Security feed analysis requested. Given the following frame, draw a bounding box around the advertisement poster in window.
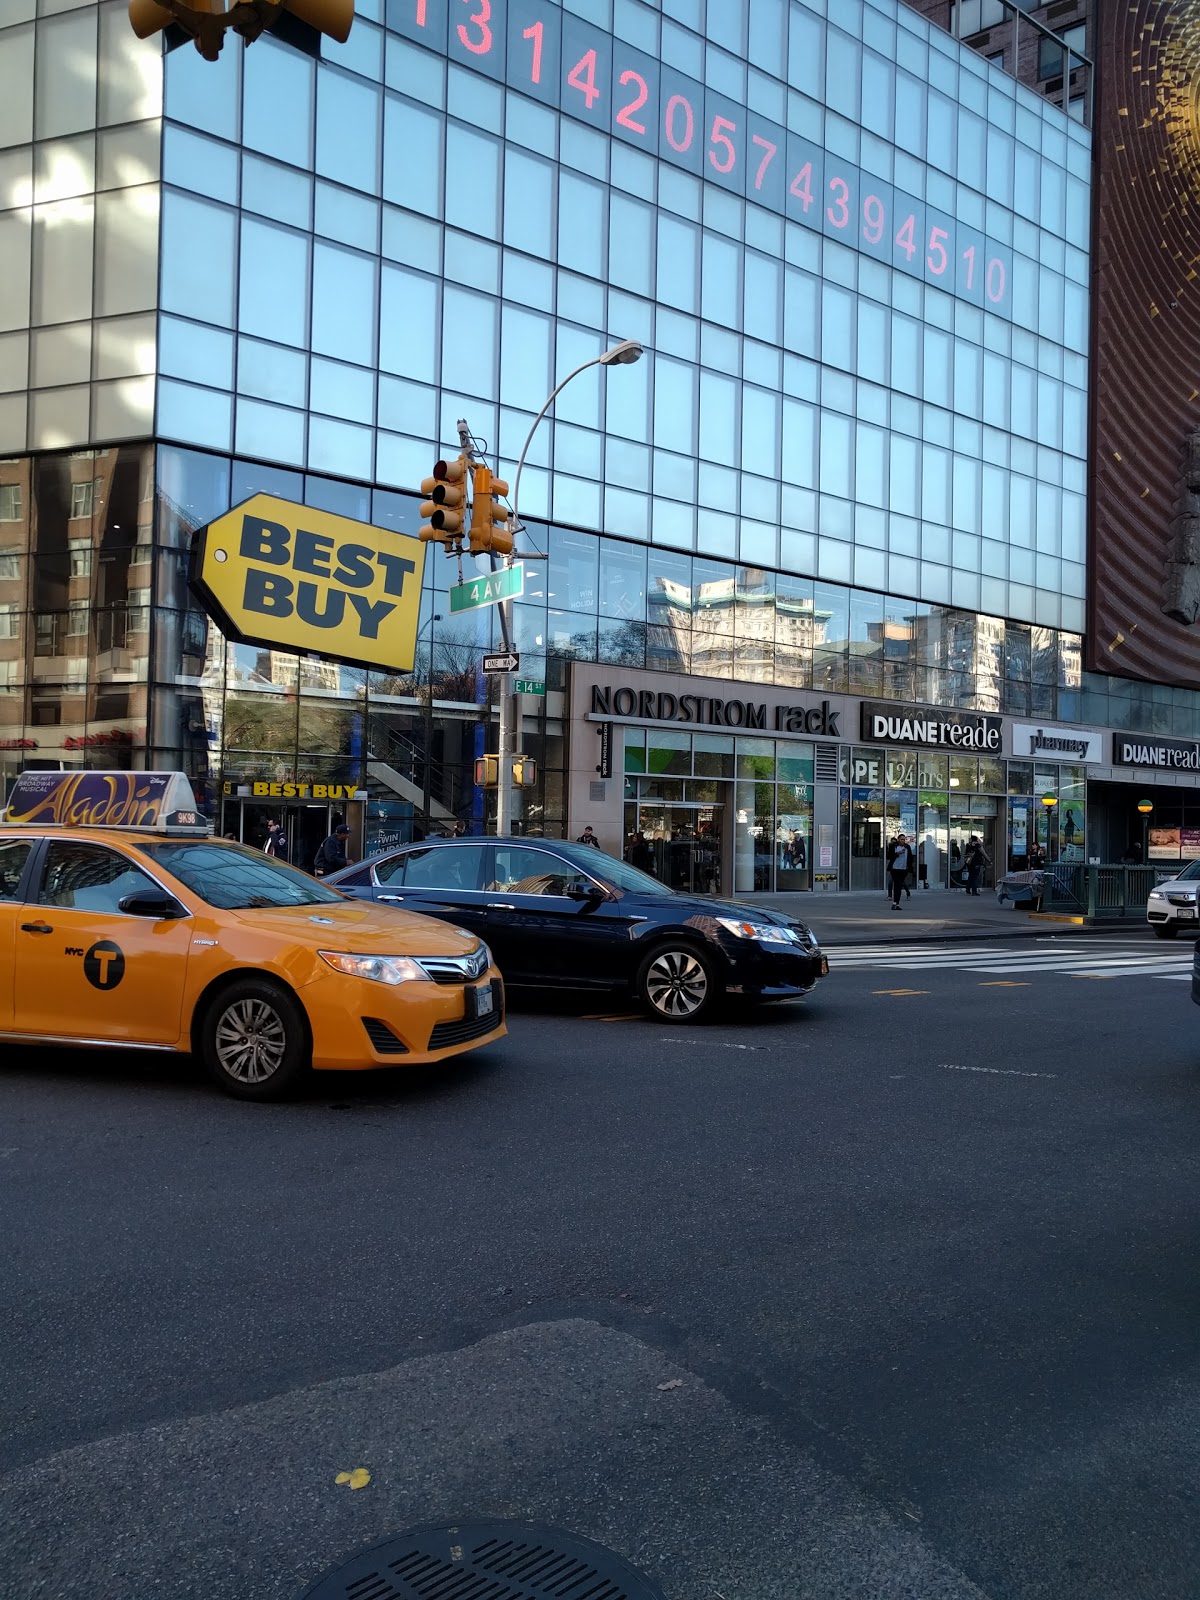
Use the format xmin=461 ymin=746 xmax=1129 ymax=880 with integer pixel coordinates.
xmin=1058 ymin=804 xmax=1085 ymax=861
xmin=1180 ymin=827 xmax=1200 ymax=860
xmin=1149 ymin=826 xmax=1182 ymax=861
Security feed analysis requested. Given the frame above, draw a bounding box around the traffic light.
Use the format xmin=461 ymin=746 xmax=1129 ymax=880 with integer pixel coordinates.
xmin=419 ymin=456 xmax=469 ymax=549
xmin=512 ymin=757 xmax=538 ymax=789
xmin=474 ymin=754 xmax=500 ymax=788
xmin=467 ymin=465 xmax=513 ymax=557
xmin=128 ymin=0 xmax=353 ymax=61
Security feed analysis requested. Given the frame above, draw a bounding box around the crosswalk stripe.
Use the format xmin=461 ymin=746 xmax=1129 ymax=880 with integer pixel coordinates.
xmin=825 ymin=940 xmax=1193 ymax=982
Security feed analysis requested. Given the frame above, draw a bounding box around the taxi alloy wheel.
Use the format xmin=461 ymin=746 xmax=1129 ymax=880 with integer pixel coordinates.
xmin=202 ymin=978 xmax=310 ymax=1100
xmin=638 ymin=944 xmax=717 ymax=1024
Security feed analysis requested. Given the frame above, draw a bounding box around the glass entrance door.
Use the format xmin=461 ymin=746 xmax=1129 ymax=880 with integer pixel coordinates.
xmin=950 ymin=814 xmax=997 ymax=890
xmin=633 ymin=801 xmax=724 ymax=895
xmin=224 ymin=801 xmax=339 ymax=875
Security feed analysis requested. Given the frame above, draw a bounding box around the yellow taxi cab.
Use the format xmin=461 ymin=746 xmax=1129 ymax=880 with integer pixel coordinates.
xmin=0 ymin=770 xmax=505 ymax=1100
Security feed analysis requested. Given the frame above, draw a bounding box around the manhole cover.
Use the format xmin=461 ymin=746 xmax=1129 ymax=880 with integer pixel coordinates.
xmin=298 ymin=1519 xmax=664 ymax=1600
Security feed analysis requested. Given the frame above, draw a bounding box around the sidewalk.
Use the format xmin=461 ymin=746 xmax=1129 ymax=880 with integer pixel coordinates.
xmin=739 ymin=887 xmax=1153 ymax=947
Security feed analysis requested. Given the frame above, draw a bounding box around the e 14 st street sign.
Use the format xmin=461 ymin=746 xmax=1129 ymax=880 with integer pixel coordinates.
xmin=514 ymin=678 xmax=545 ymax=696
xmin=450 ymin=563 xmax=525 ymax=615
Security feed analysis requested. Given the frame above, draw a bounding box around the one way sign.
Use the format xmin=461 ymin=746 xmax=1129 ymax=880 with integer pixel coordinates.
xmin=483 ymin=651 xmax=519 ymax=674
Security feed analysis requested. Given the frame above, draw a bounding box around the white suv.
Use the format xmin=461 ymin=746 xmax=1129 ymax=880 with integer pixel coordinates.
xmin=1146 ymin=860 xmax=1200 ymax=937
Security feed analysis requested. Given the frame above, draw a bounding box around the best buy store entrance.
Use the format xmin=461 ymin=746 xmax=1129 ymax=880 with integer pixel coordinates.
xmin=219 ymin=780 xmax=365 ymax=871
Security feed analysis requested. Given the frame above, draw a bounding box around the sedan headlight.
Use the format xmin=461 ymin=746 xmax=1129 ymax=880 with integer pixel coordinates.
xmin=716 ymin=917 xmax=803 ymax=944
xmin=319 ymin=951 xmax=427 ymax=984
xmin=1148 ymin=891 xmax=1166 ymax=901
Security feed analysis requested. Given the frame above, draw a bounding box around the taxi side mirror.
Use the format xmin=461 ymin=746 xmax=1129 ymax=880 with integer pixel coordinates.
xmin=120 ymin=889 xmax=186 ymax=919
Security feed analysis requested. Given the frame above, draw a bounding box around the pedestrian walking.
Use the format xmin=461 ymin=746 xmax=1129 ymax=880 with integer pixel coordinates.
xmin=626 ymin=830 xmax=654 ymax=874
xmin=313 ymin=822 xmax=352 ymax=877
xmin=886 ymin=831 xmax=914 ymax=910
xmin=263 ymin=817 xmax=288 ymax=859
xmin=963 ymin=835 xmax=990 ymax=895
xmin=577 ymin=824 xmax=601 ymax=849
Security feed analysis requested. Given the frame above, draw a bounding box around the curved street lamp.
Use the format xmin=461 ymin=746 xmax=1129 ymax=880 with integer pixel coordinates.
xmin=495 ymin=339 xmax=644 ymax=837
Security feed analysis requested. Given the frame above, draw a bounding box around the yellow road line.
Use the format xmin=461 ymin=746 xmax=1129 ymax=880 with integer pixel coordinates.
xmin=979 ymin=980 xmax=1030 ymax=987
xmin=872 ymin=988 xmax=930 ymax=995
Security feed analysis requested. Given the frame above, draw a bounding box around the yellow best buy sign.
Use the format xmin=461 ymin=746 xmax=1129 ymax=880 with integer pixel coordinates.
xmin=190 ymin=494 xmax=426 ymax=673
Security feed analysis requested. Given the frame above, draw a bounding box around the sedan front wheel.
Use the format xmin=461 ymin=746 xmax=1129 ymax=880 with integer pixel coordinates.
xmin=637 ymin=944 xmax=719 ymax=1023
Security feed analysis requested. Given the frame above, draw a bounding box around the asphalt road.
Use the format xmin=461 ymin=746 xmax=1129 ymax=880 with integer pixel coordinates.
xmin=3 ymin=943 xmax=1199 ymax=1599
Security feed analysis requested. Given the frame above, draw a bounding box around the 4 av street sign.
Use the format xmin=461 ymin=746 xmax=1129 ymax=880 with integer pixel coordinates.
xmin=483 ymin=651 xmax=520 ymax=674
xmin=449 ymin=563 xmax=525 ymax=615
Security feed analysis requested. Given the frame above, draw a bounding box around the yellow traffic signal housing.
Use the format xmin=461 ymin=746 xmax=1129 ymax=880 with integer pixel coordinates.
xmin=468 ymin=466 xmax=513 ymax=556
xmin=512 ymin=757 xmax=538 ymax=789
xmin=419 ymin=457 xmax=468 ymax=548
xmin=474 ymin=754 xmax=500 ymax=788
xmin=128 ymin=0 xmax=352 ymax=61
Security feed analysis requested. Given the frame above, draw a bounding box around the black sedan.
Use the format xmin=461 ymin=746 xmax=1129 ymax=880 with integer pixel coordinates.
xmin=328 ymin=837 xmax=827 ymax=1022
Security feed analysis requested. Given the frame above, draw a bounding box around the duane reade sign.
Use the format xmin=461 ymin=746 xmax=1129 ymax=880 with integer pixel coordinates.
xmin=1012 ymin=724 xmax=1104 ymax=763
xmin=1112 ymin=734 xmax=1200 ymax=770
xmin=859 ymin=701 xmax=1003 ymax=752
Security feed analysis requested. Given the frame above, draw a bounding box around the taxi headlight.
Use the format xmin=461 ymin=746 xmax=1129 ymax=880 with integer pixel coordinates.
xmin=716 ymin=918 xmax=802 ymax=944
xmin=319 ymin=951 xmax=426 ymax=984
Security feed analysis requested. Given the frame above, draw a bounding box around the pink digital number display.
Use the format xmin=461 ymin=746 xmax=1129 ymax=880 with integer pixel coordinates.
xmin=404 ymin=0 xmax=1013 ymax=316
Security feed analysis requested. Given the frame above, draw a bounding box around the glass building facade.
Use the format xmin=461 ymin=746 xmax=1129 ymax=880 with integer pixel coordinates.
xmin=1 ymin=0 xmax=1199 ymax=885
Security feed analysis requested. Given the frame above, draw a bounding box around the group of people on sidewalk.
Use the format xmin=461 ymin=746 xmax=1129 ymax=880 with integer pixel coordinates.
xmin=886 ymin=832 xmax=991 ymax=908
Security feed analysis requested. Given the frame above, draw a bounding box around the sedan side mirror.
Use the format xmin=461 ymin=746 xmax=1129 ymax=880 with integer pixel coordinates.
xmin=119 ymin=889 xmax=186 ymax=919
xmin=566 ymin=879 xmax=605 ymax=902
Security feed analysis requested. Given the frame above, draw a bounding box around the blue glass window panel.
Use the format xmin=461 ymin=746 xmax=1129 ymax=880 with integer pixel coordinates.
xmin=158 ymin=380 xmax=232 ymax=453
xmin=925 ymin=91 xmax=956 ymax=181
xmin=820 ymin=281 xmax=854 ymax=371
xmin=701 ymin=323 xmax=739 ymax=375
xmin=954 ymin=340 xmax=982 ymax=419
xmin=382 ymin=209 xmax=440 ymax=275
xmin=557 ymin=170 xmax=606 ymax=278
xmin=385 ymin=32 xmax=444 ymax=105
xmin=382 ymin=98 xmax=443 ymax=217
xmin=744 ymin=112 xmax=786 ymax=213
xmin=308 ymin=416 xmax=373 ymax=480
xmin=701 ymin=230 xmax=740 ymax=327
xmin=787 ymin=11 xmax=826 ymax=102
xmin=239 ymin=219 xmax=310 ymax=348
xmin=824 ymin=27 xmax=860 ymax=124
xmin=889 ymin=434 xmax=919 ymax=516
xmin=498 ymin=304 xmax=551 ymax=413
xmin=744 ymin=340 xmax=782 ymax=390
xmin=953 ymin=456 xmax=980 ymax=534
xmin=783 ymin=269 xmax=818 ymax=359
xmin=445 ymin=123 xmax=499 ymax=234
xmin=323 ymin=14 xmax=383 ymax=80
xmin=891 ymin=311 xmax=920 ymax=398
xmin=922 ymin=326 xmax=951 ymax=409
xmin=656 ymin=212 xmax=697 ymax=313
xmin=160 ymin=316 xmax=234 ymax=390
xmin=502 ymin=147 xmax=554 ymax=260
xmin=1038 ymin=270 xmax=1065 ymax=344
xmin=1040 ymin=161 xmax=1066 ymax=235
xmin=699 ymin=370 xmax=738 ymax=467
xmin=858 ymin=178 xmax=894 ymax=266
xmin=1011 ymin=253 xmax=1037 ymax=330
xmin=819 ymin=410 xmax=851 ymax=500
xmin=502 ymin=252 xmax=551 ymax=310
xmin=441 ymin=284 xmax=497 ymax=399
xmin=315 ymin=184 xmax=379 ymax=253
xmin=701 ymin=88 xmax=742 ymax=197
xmin=312 ymin=243 xmax=377 ymax=366
xmin=953 ymin=223 xmax=986 ymax=306
xmin=237 ymin=338 xmax=307 ymax=407
xmin=608 ymin=192 xmax=653 ymax=299
xmin=243 ymin=38 xmax=313 ymax=168
xmin=1013 ymin=141 xmax=1040 ymax=224
xmin=748 ymin=0 xmax=786 ymax=74
xmin=609 ymin=288 xmax=653 ymax=347
xmin=163 ymin=128 xmax=238 ymax=204
xmin=447 ymin=62 xmax=504 ymax=134
xmin=860 ymin=50 xmax=893 ymax=144
xmin=653 ymin=356 xmax=697 ymax=456
xmin=658 ymin=67 xmax=705 ymax=177
xmin=743 ymin=251 xmax=781 ymax=345
xmin=316 ymin=69 xmax=381 ymax=194
xmin=242 ymin=156 xmax=311 ymax=230
xmin=821 ymin=158 xmax=857 ymax=245
xmin=956 ymin=108 xmax=985 ymax=194
xmin=741 ymin=386 xmax=779 ymax=479
xmin=855 ymin=422 xmax=886 ymax=508
xmin=165 ymin=43 xmax=240 ymax=141
xmin=377 ymin=376 xmax=434 ymax=439
xmin=311 ymin=357 xmax=375 ymax=425
xmin=607 ymin=351 xmax=651 ymax=444
xmin=1063 ymin=386 xmax=1086 ymax=457
xmin=1036 ymin=374 xmax=1062 ymax=451
xmin=894 ymin=71 xmax=925 ymax=164
xmin=553 ymin=325 xmax=604 ymax=427
xmin=162 ymin=191 xmax=236 ymax=328
xmin=380 ymin=266 xmax=439 ymax=384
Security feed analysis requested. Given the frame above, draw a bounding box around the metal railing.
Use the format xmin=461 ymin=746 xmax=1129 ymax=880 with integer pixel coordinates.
xmin=1042 ymin=864 xmax=1165 ymax=919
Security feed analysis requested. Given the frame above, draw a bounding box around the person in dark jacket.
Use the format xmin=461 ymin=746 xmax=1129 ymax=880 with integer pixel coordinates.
xmin=313 ymin=823 xmax=351 ymax=877
xmin=886 ymin=832 xmax=914 ymax=909
xmin=263 ymin=818 xmax=288 ymax=858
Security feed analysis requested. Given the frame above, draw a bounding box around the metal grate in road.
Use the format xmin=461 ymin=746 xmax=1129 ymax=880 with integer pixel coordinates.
xmin=299 ymin=1522 xmax=664 ymax=1600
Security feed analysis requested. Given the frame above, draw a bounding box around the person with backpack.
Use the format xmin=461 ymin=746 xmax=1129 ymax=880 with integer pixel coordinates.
xmin=313 ymin=823 xmax=351 ymax=877
xmin=886 ymin=832 xmax=914 ymax=910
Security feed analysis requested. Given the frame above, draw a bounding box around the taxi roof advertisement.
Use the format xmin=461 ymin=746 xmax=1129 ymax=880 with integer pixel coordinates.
xmin=189 ymin=494 xmax=427 ymax=674
xmin=3 ymin=770 xmax=201 ymax=829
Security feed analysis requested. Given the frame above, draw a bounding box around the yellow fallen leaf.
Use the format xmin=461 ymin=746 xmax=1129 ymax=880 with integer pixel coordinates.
xmin=335 ymin=1468 xmax=371 ymax=1490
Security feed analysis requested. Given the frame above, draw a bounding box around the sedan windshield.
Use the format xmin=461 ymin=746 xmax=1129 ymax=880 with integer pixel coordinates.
xmin=1173 ymin=860 xmax=1200 ymax=881
xmin=138 ymin=841 xmax=346 ymax=909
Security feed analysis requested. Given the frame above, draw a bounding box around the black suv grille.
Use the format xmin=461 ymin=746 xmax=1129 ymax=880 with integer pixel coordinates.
xmin=362 ymin=1018 xmax=409 ymax=1055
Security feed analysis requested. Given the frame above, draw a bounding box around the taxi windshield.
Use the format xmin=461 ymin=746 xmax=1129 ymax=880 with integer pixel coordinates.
xmin=138 ymin=840 xmax=346 ymax=910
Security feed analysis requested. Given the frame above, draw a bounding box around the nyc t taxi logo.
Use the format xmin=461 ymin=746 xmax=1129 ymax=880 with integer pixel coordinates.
xmin=190 ymin=495 xmax=426 ymax=673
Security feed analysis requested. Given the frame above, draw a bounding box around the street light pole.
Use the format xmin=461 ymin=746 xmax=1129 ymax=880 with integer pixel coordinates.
xmin=495 ymin=338 xmax=643 ymax=837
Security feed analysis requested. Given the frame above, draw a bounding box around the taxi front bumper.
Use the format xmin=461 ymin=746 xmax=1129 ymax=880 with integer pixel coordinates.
xmin=302 ymin=967 xmax=506 ymax=1069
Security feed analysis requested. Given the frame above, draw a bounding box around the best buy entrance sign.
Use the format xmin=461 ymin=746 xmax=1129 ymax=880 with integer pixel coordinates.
xmin=190 ymin=494 xmax=426 ymax=673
